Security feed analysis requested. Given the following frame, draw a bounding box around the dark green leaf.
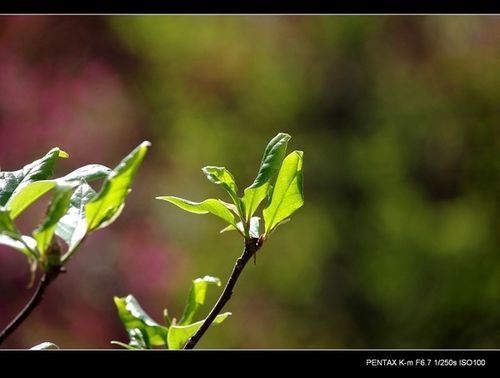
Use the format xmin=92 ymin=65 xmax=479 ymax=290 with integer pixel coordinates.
xmin=86 ymin=141 xmax=151 ymax=231
xmin=0 ymin=148 xmax=67 ymax=207
xmin=167 ymin=312 xmax=231 ymax=350
xmin=179 ymin=276 xmax=221 ymax=325
xmin=114 ymin=295 xmax=168 ymax=347
xmin=263 ymin=151 xmax=304 ymax=235
xmin=156 ymin=196 xmax=237 ymax=227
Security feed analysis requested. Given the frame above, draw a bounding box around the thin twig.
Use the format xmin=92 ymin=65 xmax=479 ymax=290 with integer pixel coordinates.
xmin=183 ymin=237 xmax=262 ymax=350
xmin=0 ymin=269 xmax=60 ymax=345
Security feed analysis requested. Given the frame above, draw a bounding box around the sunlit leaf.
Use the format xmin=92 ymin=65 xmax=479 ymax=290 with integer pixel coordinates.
xmin=167 ymin=312 xmax=231 ymax=350
xmin=33 ymin=184 xmax=74 ymax=255
xmin=30 ymin=342 xmax=59 ymax=350
xmin=86 ymin=141 xmax=151 ymax=231
xmin=0 ymin=148 xmax=67 ymax=207
xmin=242 ymin=133 xmax=291 ymax=219
xmin=8 ymin=164 xmax=110 ymax=220
xmin=0 ymin=234 xmax=38 ymax=259
xmin=263 ymin=151 xmax=304 ymax=235
xmin=179 ymin=276 xmax=221 ymax=325
xmin=220 ymin=216 xmax=260 ymax=238
xmin=156 ymin=196 xmax=237 ymax=227
xmin=114 ymin=295 xmax=168 ymax=347
xmin=0 ymin=207 xmax=38 ymax=259
xmin=202 ymin=166 xmax=238 ymax=197
xmin=56 ymin=183 xmax=96 ymax=253
xmin=0 ymin=207 xmax=17 ymax=235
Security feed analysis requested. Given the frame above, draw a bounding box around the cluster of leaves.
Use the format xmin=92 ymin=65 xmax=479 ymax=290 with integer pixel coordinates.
xmin=0 ymin=141 xmax=150 ymax=278
xmin=112 ymin=132 xmax=304 ymax=349
xmin=112 ymin=276 xmax=230 ymax=349
xmin=157 ymin=132 xmax=304 ymax=241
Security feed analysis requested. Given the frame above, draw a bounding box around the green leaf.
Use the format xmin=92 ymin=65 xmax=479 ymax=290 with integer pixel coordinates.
xmin=179 ymin=276 xmax=221 ymax=326
xmin=242 ymin=185 xmax=268 ymax=220
xmin=30 ymin=342 xmax=59 ymax=350
xmin=167 ymin=312 xmax=231 ymax=350
xmin=8 ymin=181 xmax=57 ymax=220
xmin=220 ymin=216 xmax=261 ymax=238
xmin=156 ymin=196 xmax=237 ymax=227
xmin=56 ymin=183 xmax=96 ymax=253
xmin=242 ymin=133 xmax=291 ymax=219
xmin=114 ymin=295 xmax=168 ymax=347
xmin=33 ymin=184 xmax=74 ymax=255
xmin=0 ymin=235 xmax=38 ymax=259
xmin=263 ymin=151 xmax=304 ymax=235
xmin=202 ymin=166 xmax=238 ymax=197
xmin=248 ymin=133 xmax=291 ymax=189
xmin=60 ymin=164 xmax=111 ymax=182
xmin=0 ymin=207 xmax=38 ymax=258
xmin=8 ymin=164 xmax=110 ymax=220
xmin=86 ymin=141 xmax=151 ymax=232
xmin=127 ymin=328 xmax=149 ymax=349
xmin=0 ymin=148 xmax=67 ymax=207
xmin=0 ymin=207 xmax=17 ymax=235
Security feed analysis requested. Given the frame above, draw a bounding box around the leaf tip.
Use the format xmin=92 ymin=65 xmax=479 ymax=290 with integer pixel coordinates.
xmin=58 ymin=150 xmax=69 ymax=159
xmin=277 ymin=132 xmax=292 ymax=141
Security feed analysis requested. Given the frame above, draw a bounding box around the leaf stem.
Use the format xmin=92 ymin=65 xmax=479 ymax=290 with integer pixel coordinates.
xmin=183 ymin=237 xmax=262 ymax=349
xmin=0 ymin=268 xmax=61 ymax=345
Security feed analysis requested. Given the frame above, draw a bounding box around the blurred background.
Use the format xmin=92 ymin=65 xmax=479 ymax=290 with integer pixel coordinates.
xmin=1 ymin=16 xmax=500 ymax=348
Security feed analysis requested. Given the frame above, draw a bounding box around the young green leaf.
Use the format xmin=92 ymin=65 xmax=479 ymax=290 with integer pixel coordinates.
xmin=0 ymin=207 xmax=38 ymax=260
xmin=242 ymin=133 xmax=291 ymax=219
xmin=179 ymin=276 xmax=221 ymax=326
xmin=7 ymin=164 xmax=110 ymax=220
xmin=30 ymin=342 xmax=59 ymax=350
xmin=156 ymin=196 xmax=237 ymax=227
xmin=85 ymin=141 xmax=151 ymax=232
xmin=0 ymin=148 xmax=68 ymax=207
xmin=56 ymin=183 xmax=96 ymax=254
xmin=0 ymin=208 xmax=38 ymax=259
xmin=0 ymin=235 xmax=38 ymax=259
xmin=32 ymin=184 xmax=74 ymax=255
xmin=263 ymin=151 xmax=304 ymax=235
xmin=113 ymin=295 xmax=168 ymax=347
xmin=202 ymin=166 xmax=238 ymax=197
xmin=7 ymin=181 xmax=57 ymax=220
xmin=0 ymin=207 xmax=18 ymax=235
xmin=167 ymin=312 xmax=231 ymax=350
xmin=220 ymin=216 xmax=261 ymax=238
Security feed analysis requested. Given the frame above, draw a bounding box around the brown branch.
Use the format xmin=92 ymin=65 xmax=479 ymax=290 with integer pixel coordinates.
xmin=183 ymin=237 xmax=262 ymax=349
xmin=0 ymin=269 xmax=60 ymax=345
